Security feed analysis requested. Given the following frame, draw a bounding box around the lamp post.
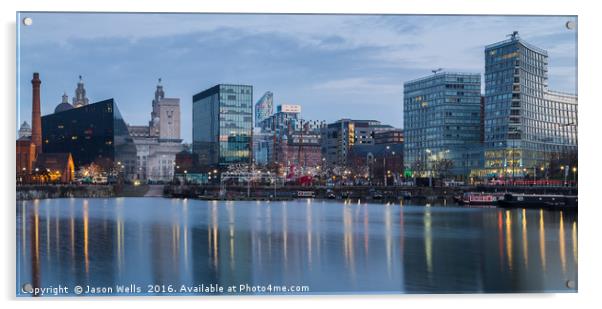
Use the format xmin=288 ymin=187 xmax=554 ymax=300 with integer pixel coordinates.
xmin=425 ymin=149 xmax=432 ymax=187
xmin=572 ymin=166 xmax=577 ymax=186
xmin=383 ymin=146 xmax=390 ymax=186
xmin=560 ymin=165 xmax=568 ymax=187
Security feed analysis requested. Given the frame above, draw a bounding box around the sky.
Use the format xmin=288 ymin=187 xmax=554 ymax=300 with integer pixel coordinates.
xmin=16 ymin=13 xmax=577 ymax=143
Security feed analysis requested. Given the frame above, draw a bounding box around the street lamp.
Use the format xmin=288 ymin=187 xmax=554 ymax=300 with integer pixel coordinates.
xmin=572 ymin=166 xmax=577 ymax=185
xmin=383 ymin=146 xmax=393 ymax=186
xmin=560 ymin=165 xmax=569 ymax=186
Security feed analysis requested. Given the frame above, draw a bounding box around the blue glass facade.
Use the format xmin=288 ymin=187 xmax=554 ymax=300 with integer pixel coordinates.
xmin=484 ymin=34 xmax=577 ymax=177
xmin=254 ymin=91 xmax=273 ymax=127
xmin=403 ymin=72 xmax=482 ymax=177
xmin=192 ymin=84 xmax=253 ymax=167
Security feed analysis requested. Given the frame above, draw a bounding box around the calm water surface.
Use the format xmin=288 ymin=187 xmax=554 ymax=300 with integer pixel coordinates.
xmin=16 ymin=198 xmax=577 ymax=296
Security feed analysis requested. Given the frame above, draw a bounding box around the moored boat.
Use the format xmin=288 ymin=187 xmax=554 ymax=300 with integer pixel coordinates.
xmin=454 ymin=192 xmax=504 ymax=205
xmin=497 ymin=193 xmax=577 ymax=209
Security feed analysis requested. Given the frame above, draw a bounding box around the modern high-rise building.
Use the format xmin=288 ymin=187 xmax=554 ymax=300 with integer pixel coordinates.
xmin=193 ymin=84 xmax=253 ymax=167
xmin=254 ymin=91 xmax=273 ymax=127
xmin=403 ymin=72 xmax=483 ymax=177
xmin=483 ymin=32 xmax=577 ymax=177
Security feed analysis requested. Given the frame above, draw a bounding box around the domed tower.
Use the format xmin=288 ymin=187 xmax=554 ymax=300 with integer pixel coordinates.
xmin=72 ymin=75 xmax=89 ymax=108
xmin=18 ymin=121 xmax=32 ymax=139
xmin=54 ymin=92 xmax=74 ymax=113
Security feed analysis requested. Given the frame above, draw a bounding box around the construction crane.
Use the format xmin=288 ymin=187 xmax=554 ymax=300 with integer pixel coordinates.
xmin=431 ymin=68 xmax=442 ymax=74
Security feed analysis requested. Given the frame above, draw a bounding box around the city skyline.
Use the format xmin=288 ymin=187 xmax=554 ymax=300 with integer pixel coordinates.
xmin=17 ymin=13 xmax=577 ymax=143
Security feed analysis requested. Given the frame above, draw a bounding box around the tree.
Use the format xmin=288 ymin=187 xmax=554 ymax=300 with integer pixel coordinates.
xmin=411 ymin=159 xmax=425 ymax=177
xmin=432 ymin=158 xmax=454 ymax=179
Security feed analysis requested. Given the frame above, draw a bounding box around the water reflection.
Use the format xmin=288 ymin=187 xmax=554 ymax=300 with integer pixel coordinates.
xmin=16 ymin=198 xmax=578 ymax=296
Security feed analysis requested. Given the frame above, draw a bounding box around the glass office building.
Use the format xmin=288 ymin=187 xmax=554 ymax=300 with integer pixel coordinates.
xmin=254 ymin=91 xmax=273 ymax=127
xmin=403 ymin=72 xmax=483 ymax=177
xmin=193 ymin=84 xmax=253 ymax=167
xmin=483 ymin=32 xmax=577 ymax=177
xmin=41 ymin=98 xmax=137 ymax=178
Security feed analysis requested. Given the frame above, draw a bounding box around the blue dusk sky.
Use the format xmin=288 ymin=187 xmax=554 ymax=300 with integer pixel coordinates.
xmin=17 ymin=13 xmax=577 ymax=143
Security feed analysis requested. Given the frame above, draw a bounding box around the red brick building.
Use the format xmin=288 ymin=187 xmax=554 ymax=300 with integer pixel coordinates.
xmin=16 ymin=137 xmax=37 ymax=181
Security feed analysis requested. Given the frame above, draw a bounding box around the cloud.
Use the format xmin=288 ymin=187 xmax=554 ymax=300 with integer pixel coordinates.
xmin=313 ymin=77 xmax=400 ymax=95
xmin=17 ymin=13 xmax=578 ymax=140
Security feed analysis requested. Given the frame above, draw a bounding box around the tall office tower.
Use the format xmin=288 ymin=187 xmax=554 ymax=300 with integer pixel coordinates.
xmin=254 ymin=91 xmax=273 ymax=127
xmin=193 ymin=84 xmax=253 ymax=167
xmin=404 ymin=72 xmax=483 ymax=177
xmin=484 ymin=32 xmax=577 ymax=178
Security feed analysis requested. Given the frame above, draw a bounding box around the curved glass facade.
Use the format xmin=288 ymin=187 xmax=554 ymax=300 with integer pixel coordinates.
xmin=484 ymin=35 xmax=577 ymax=177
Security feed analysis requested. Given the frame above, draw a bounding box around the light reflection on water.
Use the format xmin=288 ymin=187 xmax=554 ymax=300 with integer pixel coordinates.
xmin=16 ymin=198 xmax=577 ymax=296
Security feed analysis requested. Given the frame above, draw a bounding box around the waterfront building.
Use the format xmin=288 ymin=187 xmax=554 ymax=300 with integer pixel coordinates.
xmin=16 ymin=136 xmax=36 ymax=180
xmin=42 ymin=98 xmax=137 ymax=179
xmin=192 ymin=84 xmax=253 ymax=168
xmin=17 ymin=73 xmax=43 ymax=182
xmin=255 ymin=100 xmax=325 ymax=171
xmin=273 ymin=131 xmax=322 ymax=172
xmin=18 ymin=121 xmax=31 ymax=139
xmin=128 ymin=79 xmax=183 ymax=182
xmin=348 ymin=143 xmax=404 ymax=185
xmin=320 ymin=119 xmax=393 ymax=167
xmin=34 ymin=153 xmax=75 ymax=183
xmin=483 ymin=32 xmax=578 ymax=178
xmin=403 ymin=72 xmax=483 ymax=177
xmin=254 ymin=91 xmax=273 ymax=127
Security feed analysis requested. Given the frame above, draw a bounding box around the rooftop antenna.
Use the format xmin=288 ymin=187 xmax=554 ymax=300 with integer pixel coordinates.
xmin=432 ymin=68 xmax=442 ymax=74
xmin=507 ymin=31 xmax=519 ymax=40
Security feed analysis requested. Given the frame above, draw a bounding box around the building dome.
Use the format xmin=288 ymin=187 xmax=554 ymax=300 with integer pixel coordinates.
xmin=55 ymin=92 xmax=74 ymax=113
xmin=55 ymin=102 xmax=74 ymax=113
xmin=19 ymin=121 xmax=30 ymax=130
